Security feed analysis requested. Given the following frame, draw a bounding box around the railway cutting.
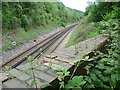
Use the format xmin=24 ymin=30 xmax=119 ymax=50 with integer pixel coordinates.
xmin=1 ymin=23 xmax=78 ymax=70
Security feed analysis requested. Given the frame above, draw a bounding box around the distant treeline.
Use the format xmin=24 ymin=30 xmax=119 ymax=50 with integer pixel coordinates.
xmin=84 ymin=2 xmax=120 ymax=22
xmin=2 ymin=2 xmax=84 ymax=32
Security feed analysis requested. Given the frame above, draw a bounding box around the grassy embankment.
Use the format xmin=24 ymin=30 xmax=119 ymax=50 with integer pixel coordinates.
xmin=2 ymin=2 xmax=83 ymax=52
xmin=65 ymin=19 xmax=100 ymax=47
xmin=2 ymin=23 xmax=61 ymax=52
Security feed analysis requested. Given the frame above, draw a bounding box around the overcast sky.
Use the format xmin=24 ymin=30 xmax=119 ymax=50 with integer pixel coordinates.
xmin=60 ymin=0 xmax=96 ymax=12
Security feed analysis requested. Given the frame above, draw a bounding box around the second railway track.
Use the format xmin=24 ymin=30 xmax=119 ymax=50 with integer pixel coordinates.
xmin=1 ymin=23 xmax=78 ymax=70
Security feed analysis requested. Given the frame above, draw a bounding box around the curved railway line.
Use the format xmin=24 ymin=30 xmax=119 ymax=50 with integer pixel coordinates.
xmin=1 ymin=23 xmax=78 ymax=70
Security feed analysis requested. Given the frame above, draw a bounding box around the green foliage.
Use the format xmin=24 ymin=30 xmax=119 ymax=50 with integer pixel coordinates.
xmin=82 ymin=15 xmax=119 ymax=88
xmin=51 ymin=65 xmax=70 ymax=88
xmin=51 ymin=66 xmax=70 ymax=79
xmin=65 ymin=26 xmax=119 ymax=89
xmin=3 ymin=2 xmax=120 ymax=89
xmin=5 ymin=66 xmax=11 ymax=71
xmin=96 ymin=19 xmax=119 ymax=35
xmin=2 ymin=28 xmax=37 ymax=51
xmin=40 ymin=84 xmax=52 ymax=88
xmin=82 ymin=56 xmax=93 ymax=61
xmin=69 ymin=60 xmax=80 ymax=65
xmin=50 ymin=56 xmax=94 ymax=89
xmin=60 ymin=3 xmax=119 ymax=88
xmin=88 ymin=19 xmax=119 ymax=88
xmin=2 ymin=2 xmax=83 ymax=32
xmin=30 ymin=80 xmax=37 ymax=88
xmin=65 ymin=76 xmax=86 ymax=88
xmin=103 ymin=6 xmax=120 ymax=20
xmin=5 ymin=66 xmax=11 ymax=76
xmin=21 ymin=15 xmax=29 ymax=32
xmin=2 ymin=2 xmax=83 ymax=51
xmin=85 ymin=32 xmax=119 ymax=88
xmin=65 ymin=20 xmax=95 ymax=47
xmin=85 ymin=2 xmax=120 ymax=22
xmin=21 ymin=56 xmax=44 ymax=88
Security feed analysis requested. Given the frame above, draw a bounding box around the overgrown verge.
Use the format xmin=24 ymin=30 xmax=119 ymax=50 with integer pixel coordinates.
xmin=2 ymin=23 xmax=59 ymax=51
xmin=2 ymin=2 xmax=84 ymax=51
xmin=65 ymin=19 xmax=99 ymax=47
xmin=5 ymin=19 xmax=120 ymax=89
xmin=2 ymin=2 xmax=83 ymax=31
xmin=66 ymin=2 xmax=120 ymax=47
xmin=4 ymin=2 xmax=120 ymax=89
xmin=50 ymin=19 xmax=120 ymax=89
xmin=53 ymin=2 xmax=120 ymax=89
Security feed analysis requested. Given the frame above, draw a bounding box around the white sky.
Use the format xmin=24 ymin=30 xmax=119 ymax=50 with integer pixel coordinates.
xmin=60 ymin=0 xmax=96 ymax=12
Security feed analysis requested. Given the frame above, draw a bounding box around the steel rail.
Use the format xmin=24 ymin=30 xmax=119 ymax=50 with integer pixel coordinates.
xmin=1 ymin=24 xmax=77 ymax=69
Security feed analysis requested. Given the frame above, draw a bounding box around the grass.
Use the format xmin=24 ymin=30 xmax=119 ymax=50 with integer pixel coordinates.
xmin=87 ymin=30 xmax=99 ymax=39
xmin=65 ymin=19 xmax=99 ymax=47
xmin=2 ymin=23 xmax=59 ymax=52
xmin=2 ymin=28 xmax=37 ymax=51
xmin=2 ymin=20 xmax=99 ymax=52
xmin=0 ymin=29 xmax=2 ymax=53
xmin=35 ymin=23 xmax=58 ymax=34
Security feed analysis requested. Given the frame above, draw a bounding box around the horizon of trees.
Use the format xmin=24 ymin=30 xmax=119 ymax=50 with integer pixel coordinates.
xmin=2 ymin=2 xmax=84 ymax=32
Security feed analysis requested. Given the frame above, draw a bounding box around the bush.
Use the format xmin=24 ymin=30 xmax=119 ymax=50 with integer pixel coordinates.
xmin=103 ymin=6 xmax=120 ymax=21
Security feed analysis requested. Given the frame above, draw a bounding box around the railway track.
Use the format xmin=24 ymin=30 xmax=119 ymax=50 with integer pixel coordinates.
xmin=1 ymin=23 xmax=78 ymax=70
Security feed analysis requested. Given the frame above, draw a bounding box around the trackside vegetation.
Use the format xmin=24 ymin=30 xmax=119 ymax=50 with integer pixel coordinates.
xmin=63 ymin=1 xmax=120 ymax=89
xmin=2 ymin=2 xmax=84 ymax=51
xmin=66 ymin=2 xmax=120 ymax=47
xmin=4 ymin=1 xmax=120 ymax=89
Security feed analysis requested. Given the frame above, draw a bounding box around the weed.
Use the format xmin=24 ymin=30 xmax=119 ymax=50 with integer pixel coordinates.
xmin=5 ymin=66 xmax=11 ymax=76
xmin=51 ymin=65 xmax=70 ymax=89
xmin=22 ymin=54 xmax=44 ymax=88
xmin=21 ymin=48 xmax=53 ymax=88
xmin=2 ymin=23 xmax=59 ymax=52
xmin=65 ymin=20 xmax=96 ymax=47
